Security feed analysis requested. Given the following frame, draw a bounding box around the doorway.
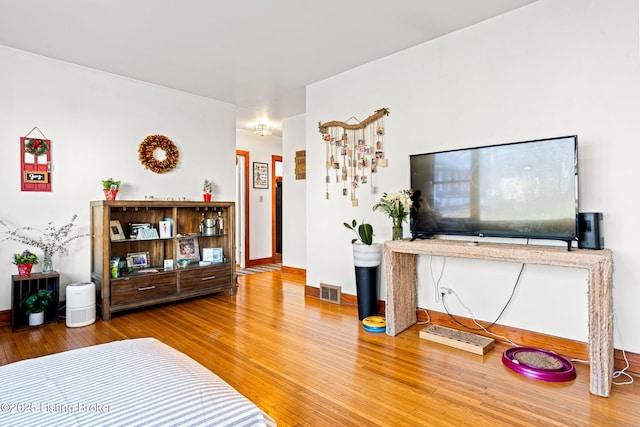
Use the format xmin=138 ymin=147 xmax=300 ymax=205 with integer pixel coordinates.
xmin=272 ymin=155 xmax=282 ymax=263
xmin=236 ymin=150 xmax=249 ymax=268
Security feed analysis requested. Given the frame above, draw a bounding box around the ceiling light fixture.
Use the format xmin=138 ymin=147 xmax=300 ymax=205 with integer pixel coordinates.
xmin=252 ymin=123 xmax=272 ymax=136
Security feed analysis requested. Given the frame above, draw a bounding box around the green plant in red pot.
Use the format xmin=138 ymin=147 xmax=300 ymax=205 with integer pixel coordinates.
xmin=203 ymin=179 xmax=213 ymax=202
xmin=12 ymin=250 xmax=38 ymax=276
xmin=102 ymin=178 xmax=121 ymax=200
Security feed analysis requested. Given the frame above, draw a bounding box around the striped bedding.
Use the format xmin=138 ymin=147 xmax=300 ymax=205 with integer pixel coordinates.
xmin=0 ymin=338 xmax=275 ymax=426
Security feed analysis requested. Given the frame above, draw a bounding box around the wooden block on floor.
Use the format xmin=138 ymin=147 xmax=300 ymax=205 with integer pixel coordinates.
xmin=420 ymin=324 xmax=495 ymax=355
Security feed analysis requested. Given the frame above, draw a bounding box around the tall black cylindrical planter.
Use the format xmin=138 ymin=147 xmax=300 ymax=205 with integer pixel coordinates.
xmin=355 ymin=266 xmax=379 ymax=320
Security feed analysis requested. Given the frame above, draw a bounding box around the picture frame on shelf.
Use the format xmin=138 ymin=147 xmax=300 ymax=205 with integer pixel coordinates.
xmin=128 ymin=223 xmax=152 ymax=240
xmin=177 ymin=237 xmax=200 ymax=264
xmin=137 ymin=227 xmax=159 ymax=240
xmin=202 ymin=247 xmax=223 ymax=264
xmin=109 ymin=220 xmax=126 ymax=241
xmin=163 ymin=259 xmax=174 ymax=271
xmin=126 ymin=251 xmax=150 ymax=269
xmin=253 ymin=162 xmax=269 ymax=189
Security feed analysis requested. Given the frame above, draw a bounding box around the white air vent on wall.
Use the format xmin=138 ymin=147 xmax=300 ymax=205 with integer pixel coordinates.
xmin=319 ymin=283 xmax=341 ymax=304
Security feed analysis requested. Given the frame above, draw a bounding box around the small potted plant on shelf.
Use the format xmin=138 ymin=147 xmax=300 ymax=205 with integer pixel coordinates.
xmin=203 ymin=179 xmax=213 ymax=201
xmin=102 ymin=178 xmax=121 ymax=200
xmin=20 ymin=288 xmax=53 ymax=326
xmin=344 ymin=219 xmax=381 ymax=320
xmin=12 ymin=250 xmax=39 ymax=277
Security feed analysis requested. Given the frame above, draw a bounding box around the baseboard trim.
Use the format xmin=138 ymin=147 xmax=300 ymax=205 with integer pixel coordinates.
xmin=304 ymin=287 xmax=639 ymax=375
xmin=0 ymin=309 xmax=10 ymax=328
xmin=246 ymin=257 xmax=275 ymax=267
xmin=304 ymin=286 xmax=383 ymax=323
xmin=281 ymin=265 xmax=306 ymax=278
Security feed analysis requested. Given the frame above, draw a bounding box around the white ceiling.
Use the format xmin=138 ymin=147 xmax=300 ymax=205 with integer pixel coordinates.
xmin=0 ymin=0 xmax=537 ymax=132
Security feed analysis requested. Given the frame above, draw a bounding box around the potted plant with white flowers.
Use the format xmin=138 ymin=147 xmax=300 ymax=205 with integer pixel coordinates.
xmin=372 ymin=189 xmax=414 ymax=240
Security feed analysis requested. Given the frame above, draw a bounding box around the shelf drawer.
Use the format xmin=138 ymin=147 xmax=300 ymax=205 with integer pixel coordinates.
xmin=180 ymin=265 xmax=232 ymax=292
xmin=111 ymin=272 xmax=177 ymax=305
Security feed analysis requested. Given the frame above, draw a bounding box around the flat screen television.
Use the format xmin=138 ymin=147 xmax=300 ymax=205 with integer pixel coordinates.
xmin=409 ymin=135 xmax=578 ymax=245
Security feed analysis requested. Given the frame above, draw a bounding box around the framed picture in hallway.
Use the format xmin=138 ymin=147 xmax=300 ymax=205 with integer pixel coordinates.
xmin=253 ymin=162 xmax=269 ymax=189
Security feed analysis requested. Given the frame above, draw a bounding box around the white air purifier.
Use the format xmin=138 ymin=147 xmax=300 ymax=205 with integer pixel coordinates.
xmin=66 ymin=282 xmax=96 ymax=327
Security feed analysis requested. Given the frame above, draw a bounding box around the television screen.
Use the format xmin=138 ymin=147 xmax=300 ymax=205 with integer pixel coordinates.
xmin=410 ymin=136 xmax=578 ymax=243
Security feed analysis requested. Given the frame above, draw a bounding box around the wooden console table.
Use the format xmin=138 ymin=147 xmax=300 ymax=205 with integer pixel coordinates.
xmin=383 ymin=239 xmax=614 ymax=397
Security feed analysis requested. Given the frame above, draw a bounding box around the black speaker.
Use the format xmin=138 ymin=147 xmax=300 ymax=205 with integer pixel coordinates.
xmin=578 ymin=212 xmax=604 ymax=249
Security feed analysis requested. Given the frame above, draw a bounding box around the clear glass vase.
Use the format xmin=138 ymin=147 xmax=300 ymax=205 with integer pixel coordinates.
xmin=42 ymin=250 xmax=53 ymax=273
xmin=392 ymin=218 xmax=403 ymax=241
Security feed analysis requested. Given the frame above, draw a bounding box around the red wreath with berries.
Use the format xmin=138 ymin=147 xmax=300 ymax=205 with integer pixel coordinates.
xmin=138 ymin=134 xmax=179 ymax=174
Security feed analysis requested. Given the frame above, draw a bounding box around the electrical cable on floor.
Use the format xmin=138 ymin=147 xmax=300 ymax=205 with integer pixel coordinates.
xmin=441 ymin=262 xmax=525 ymax=333
xmin=416 ymin=308 xmax=431 ymax=325
xmin=612 ymin=349 xmax=634 ymax=385
xmin=414 ymin=259 xmax=432 ymax=325
xmin=442 ymin=293 xmax=519 ymax=347
xmin=611 ymin=318 xmax=634 ymax=386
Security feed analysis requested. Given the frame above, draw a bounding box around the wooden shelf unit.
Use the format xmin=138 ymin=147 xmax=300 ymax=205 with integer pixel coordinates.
xmin=11 ymin=272 xmax=60 ymax=331
xmin=90 ymin=200 xmax=236 ymax=320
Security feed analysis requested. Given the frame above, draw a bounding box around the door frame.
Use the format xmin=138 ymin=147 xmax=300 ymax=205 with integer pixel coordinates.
xmin=236 ymin=150 xmax=250 ymax=267
xmin=271 ymin=155 xmax=282 ymax=261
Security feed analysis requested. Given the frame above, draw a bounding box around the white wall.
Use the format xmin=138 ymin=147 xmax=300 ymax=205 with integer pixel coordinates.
xmin=282 ymin=114 xmax=307 ymax=270
xmin=306 ymin=0 xmax=640 ymax=352
xmin=236 ymin=129 xmax=282 ymax=261
xmin=0 ymin=45 xmax=237 ymax=307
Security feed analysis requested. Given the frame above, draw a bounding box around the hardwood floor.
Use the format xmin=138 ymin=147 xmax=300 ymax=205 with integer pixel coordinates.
xmin=1 ymin=270 xmax=639 ymax=426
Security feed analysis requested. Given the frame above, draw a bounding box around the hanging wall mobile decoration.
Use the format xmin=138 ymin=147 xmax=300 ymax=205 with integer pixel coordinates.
xmin=20 ymin=126 xmax=52 ymax=192
xmin=318 ymin=108 xmax=389 ymax=206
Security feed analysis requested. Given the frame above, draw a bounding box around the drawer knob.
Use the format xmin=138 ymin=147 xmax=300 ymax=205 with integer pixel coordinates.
xmin=201 ymin=275 xmax=216 ymax=281
xmin=137 ymin=285 xmax=156 ymax=291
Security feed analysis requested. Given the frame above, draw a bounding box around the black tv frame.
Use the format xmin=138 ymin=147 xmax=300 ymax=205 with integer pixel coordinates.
xmin=409 ymin=135 xmax=579 ymax=249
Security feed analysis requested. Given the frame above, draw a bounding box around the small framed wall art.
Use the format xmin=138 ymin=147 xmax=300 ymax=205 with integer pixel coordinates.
xmin=20 ymin=126 xmax=52 ymax=192
xmin=253 ymin=162 xmax=269 ymax=189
